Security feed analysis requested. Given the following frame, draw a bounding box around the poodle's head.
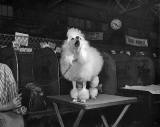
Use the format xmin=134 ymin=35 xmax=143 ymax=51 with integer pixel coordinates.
xmin=66 ymin=28 xmax=89 ymax=52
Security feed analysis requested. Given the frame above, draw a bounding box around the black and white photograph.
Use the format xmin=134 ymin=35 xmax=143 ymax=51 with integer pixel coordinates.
xmin=0 ymin=0 xmax=160 ymax=127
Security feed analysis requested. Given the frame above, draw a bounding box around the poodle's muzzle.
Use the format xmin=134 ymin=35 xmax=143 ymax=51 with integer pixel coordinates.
xmin=74 ymin=36 xmax=80 ymax=48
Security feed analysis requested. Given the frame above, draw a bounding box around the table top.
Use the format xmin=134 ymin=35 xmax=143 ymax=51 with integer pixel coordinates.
xmin=47 ymin=94 xmax=137 ymax=110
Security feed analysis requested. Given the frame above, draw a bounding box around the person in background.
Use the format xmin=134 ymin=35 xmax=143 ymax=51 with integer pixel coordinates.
xmin=0 ymin=63 xmax=25 ymax=127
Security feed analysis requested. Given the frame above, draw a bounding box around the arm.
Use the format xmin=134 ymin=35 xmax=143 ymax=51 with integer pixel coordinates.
xmin=0 ymin=103 xmax=14 ymax=111
xmin=0 ymin=95 xmax=22 ymax=112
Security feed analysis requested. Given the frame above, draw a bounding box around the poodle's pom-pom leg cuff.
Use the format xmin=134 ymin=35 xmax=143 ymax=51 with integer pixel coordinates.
xmin=73 ymin=98 xmax=78 ymax=102
xmin=80 ymin=99 xmax=86 ymax=103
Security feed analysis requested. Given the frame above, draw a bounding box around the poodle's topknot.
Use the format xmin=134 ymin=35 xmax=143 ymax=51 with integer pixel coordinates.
xmin=67 ymin=28 xmax=85 ymax=39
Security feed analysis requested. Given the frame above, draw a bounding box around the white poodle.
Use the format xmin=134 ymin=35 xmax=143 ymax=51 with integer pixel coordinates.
xmin=60 ymin=28 xmax=104 ymax=102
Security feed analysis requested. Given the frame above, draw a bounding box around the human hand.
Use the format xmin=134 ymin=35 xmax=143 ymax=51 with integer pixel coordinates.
xmin=15 ymin=106 xmax=27 ymax=115
xmin=11 ymin=94 xmax=22 ymax=109
xmin=21 ymin=106 xmax=27 ymax=115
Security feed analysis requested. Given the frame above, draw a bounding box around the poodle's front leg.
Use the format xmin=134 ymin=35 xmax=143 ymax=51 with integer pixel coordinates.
xmin=70 ymin=81 xmax=78 ymax=102
xmin=83 ymin=82 xmax=87 ymax=89
xmin=79 ymin=82 xmax=89 ymax=103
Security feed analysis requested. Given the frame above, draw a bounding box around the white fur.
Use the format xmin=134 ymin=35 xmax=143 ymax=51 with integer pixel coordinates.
xmin=89 ymin=87 xmax=98 ymax=99
xmin=60 ymin=28 xmax=104 ymax=83
xmin=67 ymin=28 xmax=85 ymax=41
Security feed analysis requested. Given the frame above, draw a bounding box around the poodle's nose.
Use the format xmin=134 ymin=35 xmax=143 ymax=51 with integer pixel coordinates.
xmin=76 ymin=36 xmax=80 ymax=40
xmin=75 ymin=40 xmax=80 ymax=47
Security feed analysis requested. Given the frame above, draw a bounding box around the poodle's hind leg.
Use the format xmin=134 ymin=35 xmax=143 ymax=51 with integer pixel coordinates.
xmin=90 ymin=76 xmax=99 ymax=88
xmin=80 ymin=82 xmax=89 ymax=103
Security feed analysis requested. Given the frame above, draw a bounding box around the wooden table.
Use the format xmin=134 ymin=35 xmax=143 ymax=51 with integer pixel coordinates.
xmin=48 ymin=94 xmax=137 ymax=127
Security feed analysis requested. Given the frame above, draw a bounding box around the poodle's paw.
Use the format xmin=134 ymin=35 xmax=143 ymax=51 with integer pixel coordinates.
xmin=72 ymin=98 xmax=78 ymax=102
xmin=80 ymin=99 xmax=86 ymax=103
xmin=91 ymin=97 xmax=96 ymax=99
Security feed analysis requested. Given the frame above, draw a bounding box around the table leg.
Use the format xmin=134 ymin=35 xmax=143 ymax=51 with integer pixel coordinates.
xmin=52 ymin=102 xmax=65 ymax=127
xmin=112 ymin=104 xmax=131 ymax=127
xmin=73 ymin=109 xmax=86 ymax=127
xmin=100 ymin=114 xmax=110 ymax=127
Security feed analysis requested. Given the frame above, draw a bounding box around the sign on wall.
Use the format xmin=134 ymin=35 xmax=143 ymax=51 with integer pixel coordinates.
xmin=85 ymin=32 xmax=103 ymax=40
xmin=125 ymin=35 xmax=148 ymax=47
xmin=15 ymin=32 xmax=29 ymax=46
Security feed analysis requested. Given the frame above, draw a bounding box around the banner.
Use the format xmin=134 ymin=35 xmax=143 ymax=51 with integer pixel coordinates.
xmin=125 ymin=35 xmax=148 ymax=47
xmin=85 ymin=32 xmax=103 ymax=40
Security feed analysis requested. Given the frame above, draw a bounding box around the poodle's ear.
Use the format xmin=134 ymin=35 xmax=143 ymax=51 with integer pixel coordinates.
xmin=62 ymin=40 xmax=68 ymax=48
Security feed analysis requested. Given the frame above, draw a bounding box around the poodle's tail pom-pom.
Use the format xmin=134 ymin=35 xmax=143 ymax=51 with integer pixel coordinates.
xmin=67 ymin=27 xmax=85 ymax=39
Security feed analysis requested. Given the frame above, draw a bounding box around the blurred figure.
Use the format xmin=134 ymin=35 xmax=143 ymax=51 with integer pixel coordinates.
xmin=0 ymin=63 xmax=24 ymax=127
